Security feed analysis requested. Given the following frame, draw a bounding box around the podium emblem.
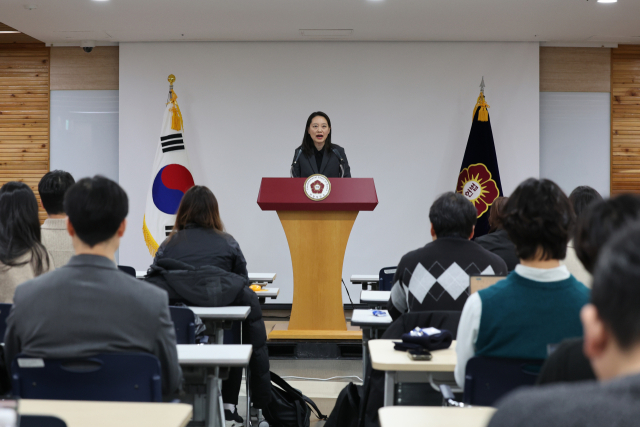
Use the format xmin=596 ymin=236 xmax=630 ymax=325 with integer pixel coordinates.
xmin=304 ymin=174 xmax=331 ymax=201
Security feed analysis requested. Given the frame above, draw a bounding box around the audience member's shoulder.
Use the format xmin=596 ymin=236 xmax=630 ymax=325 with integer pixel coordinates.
xmin=489 ymin=381 xmax=602 ymax=427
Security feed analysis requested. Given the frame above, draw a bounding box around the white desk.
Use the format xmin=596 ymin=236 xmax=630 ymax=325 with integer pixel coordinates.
xmin=248 ymin=273 xmax=277 ymax=283
xmin=360 ymin=290 xmax=391 ymax=308
xmin=378 ymin=406 xmax=495 ymax=427
xmin=188 ymin=306 xmax=251 ymax=345
xmin=19 ymin=399 xmax=193 ymax=427
xmin=177 ymin=344 xmax=252 ymax=366
xmin=136 ymin=272 xmax=277 ymax=283
xmin=350 ymin=309 xmax=393 ymax=378
xmin=189 ymin=306 xmax=251 ymax=320
xmin=369 ymin=339 xmax=458 ymax=406
xmin=253 ymin=287 xmax=279 ymax=303
xmin=350 ymin=274 xmax=379 ymax=284
xmin=178 ymin=344 xmax=252 ymax=427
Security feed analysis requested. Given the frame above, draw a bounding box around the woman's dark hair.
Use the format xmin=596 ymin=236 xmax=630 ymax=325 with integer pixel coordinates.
xmin=488 ymin=196 xmax=508 ymax=233
xmin=591 ymin=221 xmax=640 ymax=349
xmin=503 ymin=178 xmax=573 ymax=261
xmin=569 ymin=186 xmax=603 ymax=219
xmin=575 ymin=194 xmax=640 ymax=274
xmin=0 ymin=181 xmax=49 ymax=275
xmin=429 ymin=192 xmax=477 ymax=239
xmin=171 ymin=186 xmax=224 ymax=236
xmin=301 ymin=111 xmax=332 ymax=157
xmin=38 ymin=170 xmax=75 ymax=215
xmin=64 ymin=176 xmax=129 ymax=247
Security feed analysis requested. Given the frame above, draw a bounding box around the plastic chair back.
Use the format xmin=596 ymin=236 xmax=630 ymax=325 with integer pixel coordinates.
xmin=169 ymin=306 xmax=197 ymax=344
xmin=11 ymin=353 xmax=162 ymax=402
xmin=20 ymin=416 xmax=67 ymax=427
xmin=117 ymin=265 xmax=137 ymax=277
xmin=378 ymin=266 xmax=397 ymax=291
xmin=463 ymin=356 xmax=543 ymax=406
xmin=0 ymin=303 xmax=12 ymax=343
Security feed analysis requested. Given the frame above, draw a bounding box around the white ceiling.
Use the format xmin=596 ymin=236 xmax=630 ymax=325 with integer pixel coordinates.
xmin=1 ymin=0 xmax=640 ymax=45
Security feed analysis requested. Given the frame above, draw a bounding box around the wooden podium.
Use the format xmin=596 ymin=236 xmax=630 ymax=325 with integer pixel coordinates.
xmin=257 ymin=178 xmax=378 ymax=340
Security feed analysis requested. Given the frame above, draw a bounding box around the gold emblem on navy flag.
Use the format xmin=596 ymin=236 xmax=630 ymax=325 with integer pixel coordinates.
xmin=304 ymin=174 xmax=331 ymax=201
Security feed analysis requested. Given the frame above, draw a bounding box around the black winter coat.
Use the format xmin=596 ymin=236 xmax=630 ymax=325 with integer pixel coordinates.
xmin=145 ymin=258 xmax=271 ymax=408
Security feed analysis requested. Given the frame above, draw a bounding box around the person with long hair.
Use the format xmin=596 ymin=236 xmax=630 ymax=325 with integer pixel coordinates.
xmin=0 ymin=181 xmax=53 ymax=303
xmin=154 ymin=185 xmax=247 ymax=276
xmin=147 ymin=185 xmax=270 ymax=424
xmin=290 ymin=111 xmax=351 ymax=178
xmin=475 ymin=196 xmax=519 ymax=271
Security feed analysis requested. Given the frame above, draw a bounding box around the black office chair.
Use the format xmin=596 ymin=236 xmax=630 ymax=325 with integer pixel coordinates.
xmin=441 ymin=356 xmax=543 ymax=407
xmin=11 ymin=353 xmax=163 ymax=402
xmin=169 ymin=306 xmax=197 ymax=344
xmin=20 ymin=415 xmax=67 ymax=427
xmin=117 ymin=265 xmax=137 ymax=277
xmin=0 ymin=303 xmax=12 ymax=343
xmin=378 ymin=266 xmax=397 ymax=291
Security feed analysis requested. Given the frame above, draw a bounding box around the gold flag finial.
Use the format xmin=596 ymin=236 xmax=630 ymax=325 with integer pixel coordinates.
xmin=168 ymin=74 xmax=176 ymax=84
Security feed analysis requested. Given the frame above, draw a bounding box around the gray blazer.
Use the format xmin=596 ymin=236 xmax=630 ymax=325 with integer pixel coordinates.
xmin=291 ymin=144 xmax=351 ymax=178
xmin=4 ymin=254 xmax=182 ymax=394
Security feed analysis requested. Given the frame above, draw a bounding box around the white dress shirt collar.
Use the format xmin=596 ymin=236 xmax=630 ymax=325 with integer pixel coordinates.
xmin=515 ymin=264 xmax=571 ymax=282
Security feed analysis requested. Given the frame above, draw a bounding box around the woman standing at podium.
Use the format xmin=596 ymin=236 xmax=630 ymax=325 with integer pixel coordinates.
xmin=290 ymin=111 xmax=351 ymax=178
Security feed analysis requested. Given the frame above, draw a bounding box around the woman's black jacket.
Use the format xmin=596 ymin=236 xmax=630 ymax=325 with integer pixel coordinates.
xmin=145 ymin=258 xmax=271 ymax=408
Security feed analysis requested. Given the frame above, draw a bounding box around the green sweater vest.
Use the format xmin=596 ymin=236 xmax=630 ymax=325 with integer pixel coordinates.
xmin=475 ymin=272 xmax=590 ymax=360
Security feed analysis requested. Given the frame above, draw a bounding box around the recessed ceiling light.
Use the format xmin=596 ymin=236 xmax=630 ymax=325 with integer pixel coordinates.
xmin=597 ymin=0 xmax=617 ymax=3
xmin=0 ymin=31 xmax=21 ymax=34
xmin=92 ymin=0 xmax=110 ymax=2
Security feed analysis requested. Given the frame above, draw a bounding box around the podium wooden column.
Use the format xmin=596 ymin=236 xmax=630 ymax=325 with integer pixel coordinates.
xmin=257 ymin=178 xmax=378 ymax=340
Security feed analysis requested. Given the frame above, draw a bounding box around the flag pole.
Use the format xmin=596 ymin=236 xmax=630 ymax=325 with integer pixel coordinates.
xmin=480 ymin=76 xmax=485 ymax=94
xmin=167 ymin=74 xmax=176 ymax=103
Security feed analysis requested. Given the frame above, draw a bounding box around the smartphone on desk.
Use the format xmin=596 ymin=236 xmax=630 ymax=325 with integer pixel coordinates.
xmin=407 ymin=349 xmax=432 ymax=361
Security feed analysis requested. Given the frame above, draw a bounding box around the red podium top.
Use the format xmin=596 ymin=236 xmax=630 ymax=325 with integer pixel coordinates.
xmin=257 ymin=178 xmax=378 ymax=211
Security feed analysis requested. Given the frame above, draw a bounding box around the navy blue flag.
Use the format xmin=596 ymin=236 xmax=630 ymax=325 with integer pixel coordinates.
xmin=455 ymin=90 xmax=503 ymax=238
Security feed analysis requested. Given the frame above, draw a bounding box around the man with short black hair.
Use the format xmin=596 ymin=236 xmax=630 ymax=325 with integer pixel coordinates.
xmin=38 ymin=170 xmax=76 ymax=267
xmin=489 ymin=221 xmax=640 ymax=427
xmin=388 ymin=192 xmax=507 ymax=320
xmin=4 ymin=176 xmax=182 ymax=395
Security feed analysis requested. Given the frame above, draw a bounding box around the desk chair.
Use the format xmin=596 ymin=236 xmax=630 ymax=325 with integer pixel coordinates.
xmin=441 ymin=356 xmax=543 ymax=407
xmin=117 ymin=265 xmax=136 ymax=277
xmin=11 ymin=353 xmax=162 ymax=402
xmin=0 ymin=303 xmax=12 ymax=343
xmin=378 ymin=266 xmax=397 ymax=291
xmin=169 ymin=306 xmax=197 ymax=344
xmin=20 ymin=415 xmax=67 ymax=427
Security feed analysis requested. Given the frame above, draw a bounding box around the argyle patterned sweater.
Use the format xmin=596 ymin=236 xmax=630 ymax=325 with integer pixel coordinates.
xmin=388 ymin=237 xmax=508 ymax=320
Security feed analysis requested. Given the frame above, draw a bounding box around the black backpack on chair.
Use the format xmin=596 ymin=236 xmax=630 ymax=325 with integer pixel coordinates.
xmin=262 ymin=371 xmax=327 ymax=427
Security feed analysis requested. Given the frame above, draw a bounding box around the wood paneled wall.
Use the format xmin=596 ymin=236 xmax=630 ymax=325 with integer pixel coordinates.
xmin=50 ymin=47 xmax=119 ymax=90
xmin=540 ymin=47 xmax=611 ymax=92
xmin=0 ymin=44 xmax=50 ymax=222
xmin=611 ymin=45 xmax=640 ymax=195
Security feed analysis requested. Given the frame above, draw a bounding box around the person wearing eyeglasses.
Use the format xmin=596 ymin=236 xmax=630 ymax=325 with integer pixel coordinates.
xmin=290 ymin=111 xmax=351 ymax=178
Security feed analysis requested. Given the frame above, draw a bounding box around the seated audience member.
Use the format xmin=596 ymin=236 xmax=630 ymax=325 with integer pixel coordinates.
xmin=4 ymin=176 xmax=182 ymax=395
xmin=489 ymin=222 xmax=640 ymax=427
xmin=38 ymin=170 xmax=76 ymax=268
xmin=475 ymin=196 xmax=519 ymax=271
xmin=146 ymin=185 xmax=270 ymax=420
xmin=537 ymin=194 xmax=640 ymax=385
xmin=387 ymin=192 xmax=507 ymax=321
xmin=455 ymin=178 xmax=589 ymax=388
xmin=562 ymin=186 xmax=603 ymax=287
xmin=0 ymin=182 xmax=53 ymax=303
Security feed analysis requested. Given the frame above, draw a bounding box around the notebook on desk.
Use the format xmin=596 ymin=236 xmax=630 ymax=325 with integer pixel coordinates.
xmin=469 ymin=275 xmax=507 ymax=294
